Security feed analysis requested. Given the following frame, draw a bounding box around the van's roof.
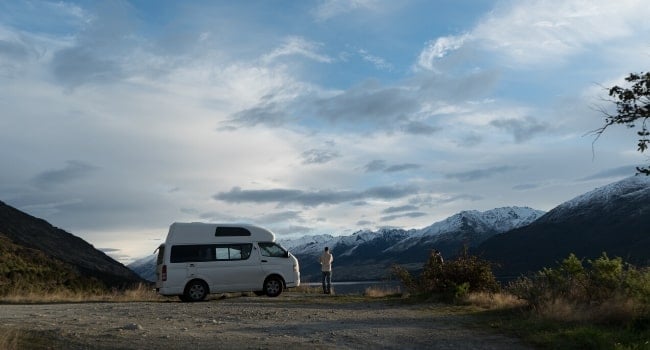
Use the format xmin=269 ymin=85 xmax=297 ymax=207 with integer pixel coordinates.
xmin=165 ymin=222 xmax=275 ymax=244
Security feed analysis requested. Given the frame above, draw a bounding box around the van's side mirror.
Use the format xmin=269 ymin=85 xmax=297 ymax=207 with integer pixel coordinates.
xmin=285 ymin=251 xmax=289 ymax=258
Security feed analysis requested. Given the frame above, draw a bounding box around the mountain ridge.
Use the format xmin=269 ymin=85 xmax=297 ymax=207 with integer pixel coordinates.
xmin=128 ymin=206 xmax=543 ymax=282
xmin=476 ymin=176 xmax=650 ymax=277
xmin=282 ymin=206 xmax=544 ymax=281
xmin=127 ymin=176 xmax=650 ymax=283
xmin=0 ymin=200 xmax=143 ymax=290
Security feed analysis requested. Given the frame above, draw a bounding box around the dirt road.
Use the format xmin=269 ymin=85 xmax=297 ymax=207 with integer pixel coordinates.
xmin=0 ymin=294 xmax=532 ymax=349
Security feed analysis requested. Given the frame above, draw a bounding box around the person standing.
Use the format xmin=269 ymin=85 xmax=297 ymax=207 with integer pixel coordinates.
xmin=319 ymin=247 xmax=333 ymax=294
xmin=433 ymin=250 xmax=444 ymax=265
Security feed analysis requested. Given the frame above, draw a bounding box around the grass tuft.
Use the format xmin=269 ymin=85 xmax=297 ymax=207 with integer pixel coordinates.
xmin=363 ymin=285 xmax=403 ymax=298
xmin=289 ymin=284 xmax=324 ymax=294
xmin=534 ymin=297 xmax=646 ymax=325
xmin=0 ymin=328 xmax=20 ymax=350
xmin=464 ymin=292 xmax=525 ymax=309
xmin=0 ymin=283 xmax=162 ymax=304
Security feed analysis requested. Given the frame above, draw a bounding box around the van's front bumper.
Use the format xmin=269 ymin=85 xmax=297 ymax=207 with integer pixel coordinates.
xmin=286 ymin=272 xmax=300 ymax=288
xmin=286 ymin=281 xmax=299 ymax=288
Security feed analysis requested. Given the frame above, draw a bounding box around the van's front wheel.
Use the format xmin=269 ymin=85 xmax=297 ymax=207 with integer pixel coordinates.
xmin=184 ymin=280 xmax=208 ymax=302
xmin=263 ymin=276 xmax=283 ymax=297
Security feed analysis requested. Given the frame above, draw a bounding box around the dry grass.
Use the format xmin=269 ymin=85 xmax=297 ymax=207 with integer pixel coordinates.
xmin=0 ymin=328 xmax=20 ymax=350
xmin=289 ymin=284 xmax=327 ymax=294
xmin=0 ymin=283 xmax=163 ymax=304
xmin=114 ymin=283 xmax=163 ymax=302
xmin=464 ymin=292 xmax=525 ymax=310
xmin=535 ymin=297 xmax=645 ymax=324
xmin=463 ymin=291 xmax=646 ymax=324
xmin=363 ymin=285 xmax=403 ymax=298
xmin=286 ymin=282 xmax=334 ymax=294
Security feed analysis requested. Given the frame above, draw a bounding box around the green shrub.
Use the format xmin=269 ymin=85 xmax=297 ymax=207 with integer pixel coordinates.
xmin=441 ymin=249 xmax=500 ymax=294
xmin=587 ymin=253 xmax=625 ymax=302
xmin=392 ymin=248 xmax=499 ymax=301
xmin=625 ymin=268 xmax=650 ymax=305
xmin=391 ymin=264 xmax=417 ymax=292
xmin=452 ymin=282 xmax=471 ymax=300
xmin=508 ymin=252 xmax=650 ymax=323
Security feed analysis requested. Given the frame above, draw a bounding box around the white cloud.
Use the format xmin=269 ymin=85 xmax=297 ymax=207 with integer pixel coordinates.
xmin=313 ymin=0 xmax=380 ymax=21
xmin=417 ymin=0 xmax=650 ymax=69
xmin=476 ymin=0 xmax=650 ymax=66
xmin=262 ymin=36 xmax=333 ymax=64
xmin=48 ymin=1 xmax=92 ymax=23
xmin=417 ymin=34 xmax=470 ymax=71
xmin=358 ymin=49 xmax=393 ymax=71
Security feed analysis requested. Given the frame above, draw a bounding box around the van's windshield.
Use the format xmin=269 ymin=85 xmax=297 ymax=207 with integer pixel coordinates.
xmin=258 ymin=242 xmax=288 ymax=258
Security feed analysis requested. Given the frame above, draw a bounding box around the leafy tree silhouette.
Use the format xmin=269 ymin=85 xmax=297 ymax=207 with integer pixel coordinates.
xmin=594 ymin=72 xmax=650 ymax=175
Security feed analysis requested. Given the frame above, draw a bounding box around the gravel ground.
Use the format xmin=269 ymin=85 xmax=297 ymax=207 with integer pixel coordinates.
xmin=0 ymin=294 xmax=533 ymax=349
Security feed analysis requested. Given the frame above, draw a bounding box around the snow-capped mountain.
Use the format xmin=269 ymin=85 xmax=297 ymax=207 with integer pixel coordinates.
xmin=278 ymin=234 xmax=337 ymax=254
xmin=414 ymin=207 xmax=544 ymax=238
xmin=128 ymin=206 xmax=543 ymax=282
xmin=127 ymin=176 xmax=650 ymax=283
xmin=279 ymin=228 xmax=415 ymax=258
xmin=282 ymin=206 xmax=543 ymax=257
xmin=128 ymin=254 xmax=157 ymax=282
xmin=478 ymin=176 xmax=650 ymax=277
xmin=541 ymin=175 xmax=650 ymax=222
xmin=386 ymin=207 xmax=544 ymax=253
xmin=285 ymin=206 xmax=544 ymax=281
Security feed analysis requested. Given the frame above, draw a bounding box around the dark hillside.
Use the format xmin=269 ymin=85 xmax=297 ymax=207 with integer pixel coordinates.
xmin=0 ymin=234 xmax=105 ymax=294
xmin=0 ymin=200 xmax=143 ymax=291
xmin=476 ymin=176 xmax=650 ymax=278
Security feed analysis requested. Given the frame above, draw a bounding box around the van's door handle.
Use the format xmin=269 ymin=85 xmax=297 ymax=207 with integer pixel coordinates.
xmin=189 ymin=264 xmax=195 ymax=267
xmin=261 ymin=260 xmax=268 ymax=263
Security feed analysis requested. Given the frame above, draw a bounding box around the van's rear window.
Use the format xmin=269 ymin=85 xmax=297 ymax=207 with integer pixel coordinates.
xmin=215 ymin=227 xmax=251 ymax=236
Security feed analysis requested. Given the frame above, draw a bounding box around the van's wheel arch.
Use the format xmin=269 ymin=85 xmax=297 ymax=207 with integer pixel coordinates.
xmin=263 ymin=275 xmax=284 ymax=297
xmin=183 ymin=279 xmax=209 ymax=302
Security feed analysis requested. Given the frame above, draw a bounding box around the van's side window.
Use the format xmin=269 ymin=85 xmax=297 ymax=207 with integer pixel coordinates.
xmin=171 ymin=245 xmax=214 ymax=263
xmin=171 ymin=244 xmax=251 ymax=262
xmin=258 ymin=242 xmax=287 ymax=258
xmin=215 ymin=244 xmax=252 ymax=261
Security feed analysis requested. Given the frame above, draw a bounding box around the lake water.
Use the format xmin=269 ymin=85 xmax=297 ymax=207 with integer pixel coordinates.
xmin=302 ymin=280 xmax=402 ymax=295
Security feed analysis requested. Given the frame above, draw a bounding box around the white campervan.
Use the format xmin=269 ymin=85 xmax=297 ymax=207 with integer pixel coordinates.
xmin=155 ymin=223 xmax=300 ymax=302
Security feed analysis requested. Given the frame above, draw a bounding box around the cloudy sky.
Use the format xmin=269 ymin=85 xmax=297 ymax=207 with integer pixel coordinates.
xmin=1 ymin=0 xmax=649 ymax=263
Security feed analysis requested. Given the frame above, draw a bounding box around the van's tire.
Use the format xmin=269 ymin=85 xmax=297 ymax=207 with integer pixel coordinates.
xmin=184 ymin=280 xmax=208 ymax=302
xmin=263 ymin=276 xmax=283 ymax=297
